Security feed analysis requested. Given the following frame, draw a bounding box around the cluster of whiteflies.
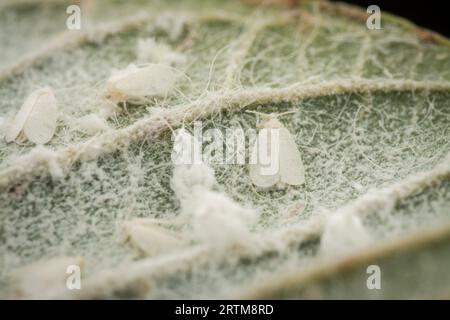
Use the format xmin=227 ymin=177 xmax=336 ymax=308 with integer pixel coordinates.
xmin=3 ymin=25 xmax=373 ymax=298
xmin=1 ymin=37 xmax=185 ymax=145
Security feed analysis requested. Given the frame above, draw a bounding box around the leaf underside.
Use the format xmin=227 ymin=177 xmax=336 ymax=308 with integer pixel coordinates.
xmin=0 ymin=0 xmax=449 ymax=299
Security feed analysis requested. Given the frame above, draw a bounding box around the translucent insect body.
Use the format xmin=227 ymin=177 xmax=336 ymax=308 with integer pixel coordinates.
xmin=248 ymin=111 xmax=306 ymax=189
xmin=104 ymin=63 xmax=176 ymax=104
xmin=5 ymin=87 xmax=58 ymax=144
xmin=122 ymin=220 xmax=185 ymax=257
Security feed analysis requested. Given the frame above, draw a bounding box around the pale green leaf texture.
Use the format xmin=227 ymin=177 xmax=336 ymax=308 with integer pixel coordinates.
xmin=0 ymin=0 xmax=449 ymax=298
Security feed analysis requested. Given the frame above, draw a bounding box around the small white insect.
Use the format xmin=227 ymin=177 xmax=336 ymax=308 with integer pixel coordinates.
xmin=5 ymin=87 xmax=58 ymax=144
xmin=104 ymin=63 xmax=177 ymax=105
xmin=77 ymin=114 xmax=110 ymax=135
xmin=10 ymin=256 xmax=84 ymax=299
xmin=248 ymin=111 xmax=306 ymax=189
xmin=122 ymin=219 xmax=185 ymax=257
xmin=137 ymin=38 xmax=186 ymax=67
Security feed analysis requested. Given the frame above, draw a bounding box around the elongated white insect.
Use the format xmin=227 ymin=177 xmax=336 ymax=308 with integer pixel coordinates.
xmin=5 ymin=87 xmax=58 ymax=144
xmin=122 ymin=219 xmax=185 ymax=257
xmin=10 ymin=256 xmax=84 ymax=299
xmin=77 ymin=114 xmax=110 ymax=135
xmin=248 ymin=111 xmax=305 ymax=188
xmin=104 ymin=63 xmax=176 ymax=104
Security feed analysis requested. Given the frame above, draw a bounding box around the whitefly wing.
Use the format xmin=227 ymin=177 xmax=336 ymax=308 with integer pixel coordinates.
xmin=249 ymin=128 xmax=280 ymax=188
xmin=4 ymin=89 xmax=41 ymax=143
xmin=279 ymin=127 xmax=305 ymax=186
xmin=23 ymin=87 xmax=58 ymax=144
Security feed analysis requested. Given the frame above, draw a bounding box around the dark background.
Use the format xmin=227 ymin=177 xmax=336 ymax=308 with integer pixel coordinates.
xmin=332 ymin=0 xmax=450 ymax=37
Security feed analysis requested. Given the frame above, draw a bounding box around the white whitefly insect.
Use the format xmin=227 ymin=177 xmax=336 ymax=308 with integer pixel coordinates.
xmin=105 ymin=63 xmax=177 ymax=104
xmin=77 ymin=114 xmax=110 ymax=135
xmin=10 ymin=256 xmax=84 ymax=299
xmin=5 ymin=87 xmax=58 ymax=144
xmin=137 ymin=38 xmax=186 ymax=67
xmin=122 ymin=219 xmax=185 ymax=257
xmin=4 ymin=94 xmax=36 ymax=143
xmin=248 ymin=111 xmax=305 ymax=189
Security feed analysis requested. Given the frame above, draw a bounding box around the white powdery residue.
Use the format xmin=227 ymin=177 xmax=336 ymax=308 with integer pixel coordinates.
xmin=0 ymin=116 xmax=5 ymax=140
xmin=188 ymin=187 xmax=258 ymax=247
xmin=98 ymin=102 xmax=118 ymax=120
xmin=152 ymin=13 xmax=186 ymax=41
xmin=30 ymin=145 xmax=64 ymax=180
xmin=320 ymin=211 xmax=372 ymax=257
xmin=351 ymin=181 xmax=364 ymax=192
xmin=172 ymin=163 xmax=216 ymax=202
xmin=137 ymin=38 xmax=186 ymax=67
xmin=171 ymin=128 xmax=215 ymax=201
xmin=78 ymin=142 xmax=104 ymax=161
xmin=171 ymin=129 xmax=259 ymax=248
xmin=170 ymin=127 xmax=202 ymax=165
xmin=10 ymin=256 xmax=84 ymax=299
xmin=77 ymin=114 xmax=110 ymax=135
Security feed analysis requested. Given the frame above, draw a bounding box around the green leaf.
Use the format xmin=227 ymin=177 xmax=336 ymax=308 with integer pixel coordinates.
xmin=0 ymin=0 xmax=449 ymax=298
